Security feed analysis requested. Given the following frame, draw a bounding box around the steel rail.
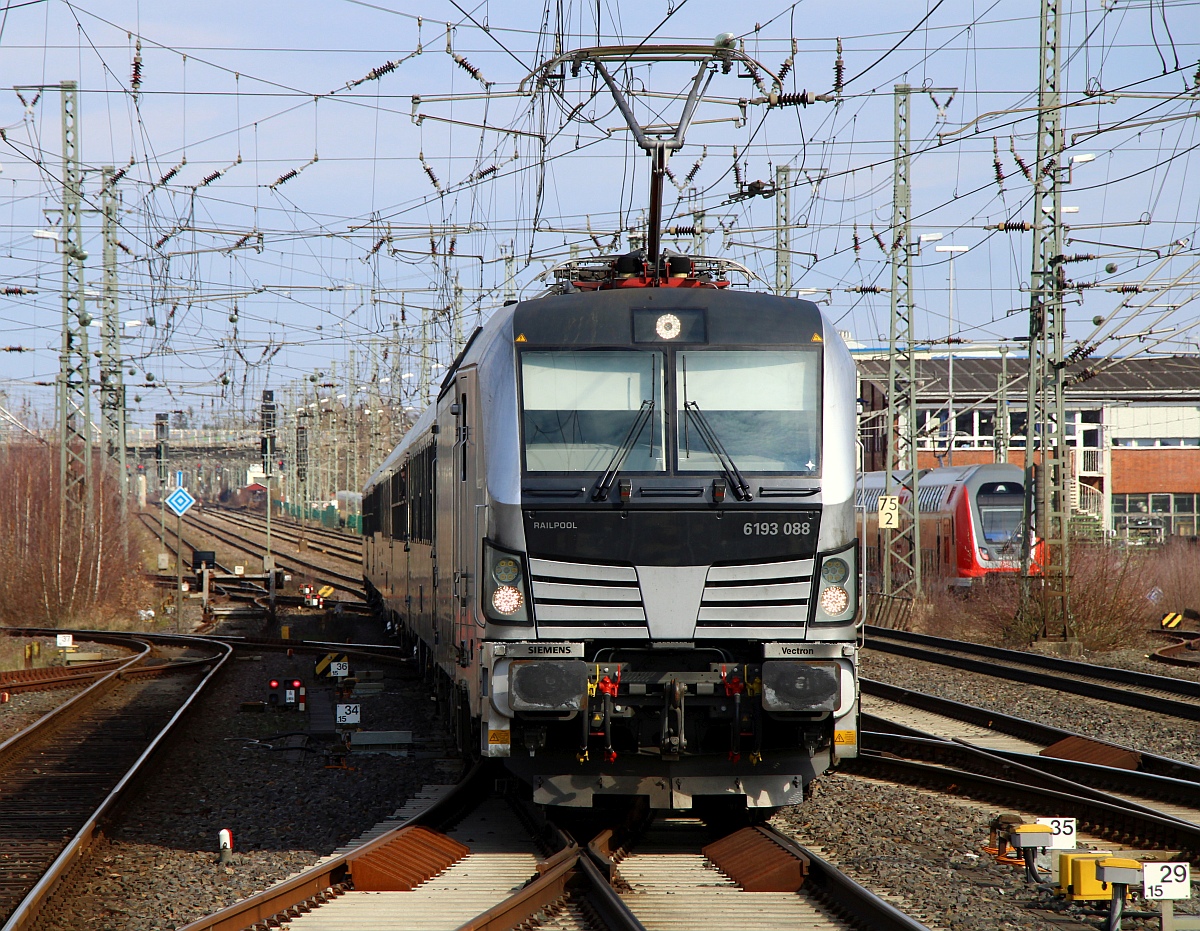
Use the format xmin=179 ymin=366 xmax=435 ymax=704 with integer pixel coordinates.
xmin=865 ymin=626 xmax=1200 ymax=721
xmin=203 ymin=507 xmax=362 ymax=562
xmin=862 ymin=728 xmax=1200 ymax=832
xmin=756 ymin=827 xmax=933 ymax=931
xmin=862 ymin=677 xmax=1200 ymax=784
xmin=845 ymin=750 xmax=1200 ymax=855
xmin=182 ymin=510 xmax=364 ymax=595
xmin=176 ymin=762 xmax=492 ymax=931
xmin=1 ymin=635 xmax=229 ymax=931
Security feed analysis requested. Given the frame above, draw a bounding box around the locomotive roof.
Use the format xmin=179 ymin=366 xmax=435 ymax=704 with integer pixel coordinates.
xmin=512 ymin=286 xmax=825 ymax=346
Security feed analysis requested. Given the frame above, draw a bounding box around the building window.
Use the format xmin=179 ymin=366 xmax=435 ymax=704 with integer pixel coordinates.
xmin=1174 ymin=494 xmax=1196 ymax=514
xmin=1151 ymin=494 xmax=1171 ymax=514
xmin=1111 ymin=494 xmax=1127 ymax=514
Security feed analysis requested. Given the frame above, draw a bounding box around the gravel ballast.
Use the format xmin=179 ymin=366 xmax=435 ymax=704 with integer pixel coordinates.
xmin=30 ymin=628 xmax=459 ymax=931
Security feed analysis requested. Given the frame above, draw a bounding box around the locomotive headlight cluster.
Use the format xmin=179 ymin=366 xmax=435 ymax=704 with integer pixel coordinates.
xmin=812 ymin=543 xmax=858 ymax=624
xmin=483 ymin=540 xmax=531 ymax=624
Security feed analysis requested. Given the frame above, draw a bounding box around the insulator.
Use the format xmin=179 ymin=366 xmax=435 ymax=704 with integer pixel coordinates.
xmin=272 ymin=167 xmax=299 ymax=188
xmin=992 ymin=138 xmax=1005 ymax=192
xmin=472 ymin=164 xmax=497 ymax=181
xmin=230 ymin=232 xmax=252 ymax=250
xmin=131 ymin=39 xmax=143 ymax=94
xmin=110 ymin=165 xmax=128 ymax=185
xmin=852 ymin=225 xmax=861 ymax=256
xmin=1010 ymin=137 xmax=1033 ymax=182
xmin=430 ymin=237 xmax=438 ymax=255
xmin=1071 ymin=366 xmax=1099 ymax=385
xmin=684 ymin=147 xmax=706 ymax=184
xmin=365 ymin=60 xmax=398 ymax=83
xmin=3 ymin=286 xmax=34 ymax=295
xmin=154 ymin=230 xmax=172 ymax=250
xmin=988 ymin=220 xmax=1031 ymax=232
xmin=197 ymin=169 xmax=222 ymax=188
xmin=774 ymin=91 xmax=816 ymax=107
xmin=116 ymin=240 xmax=134 ymax=255
xmin=452 ymin=52 xmax=489 ymax=87
xmin=871 ymin=226 xmax=888 ymax=253
xmin=420 ymin=153 xmax=442 ymax=193
xmin=1116 ymin=284 xmax=1143 ymax=293
xmin=667 ymin=226 xmax=696 ymax=236
xmin=663 ymin=164 xmax=677 ymax=183
xmin=1063 ymin=253 xmax=1097 ymax=264
xmin=833 ymin=38 xmax=844 ymax=96
xmin=778 ymin=58 xmax=792 ymax=83
xmin=158 ymin=164 xmax=181 ymax=186
xmin=449 ymin=236 xmax=456 ymax=257
xmin=369 ymin=236 xmax=386 ymax=256
xmin=744 ymin=61 xmax=765 ymax=93
xmin=732 ymin=148 xmax=743 ymax=187
xmin=847 ymin=284 xmax=885 ymax=294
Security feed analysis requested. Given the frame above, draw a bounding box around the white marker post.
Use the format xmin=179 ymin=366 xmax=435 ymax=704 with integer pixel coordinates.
xmin=1143 ymin=861 xmax=1197 ymax=931
xmin=218 ymin=828 xmax=234 ymax=865
xmin=56 ymin=633 xmax=73 ymax=666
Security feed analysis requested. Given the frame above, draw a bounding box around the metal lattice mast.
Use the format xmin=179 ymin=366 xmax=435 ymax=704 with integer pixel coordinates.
xmin=775 ymin=164 xmax=791 ymax=296
xmin=1021 ymin=0 xmax=1071 ymax=640
xmin=57 ymin=80 xmax=93 ymax=527
xmin=882 ymin=84 xmax=921 ymax=597
xmin=995 ymin=344 xmax=1011 ymax=464
xmin=99 ymin=166 xmax=127 ymax=504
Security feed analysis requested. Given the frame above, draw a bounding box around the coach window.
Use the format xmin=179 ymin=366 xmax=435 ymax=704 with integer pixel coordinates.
xmin=676 ymin=350 xmax=821 ymax=473
xmin=521 ymin=350 xmax=666 ymax=472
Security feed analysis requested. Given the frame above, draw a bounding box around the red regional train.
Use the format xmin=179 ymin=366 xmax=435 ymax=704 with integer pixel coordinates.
xmin=858 ymin=463 xmax=1036 ymax=586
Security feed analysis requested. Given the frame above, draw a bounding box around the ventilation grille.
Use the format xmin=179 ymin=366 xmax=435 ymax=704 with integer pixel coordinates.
xmin=528 ymin=557 xmax=646 ymax=627
xmin=696 ymin=558 xmax=813 ymax=629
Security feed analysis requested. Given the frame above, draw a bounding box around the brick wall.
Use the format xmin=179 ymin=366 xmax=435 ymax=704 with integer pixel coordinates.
xmin=1112 ymin=449 xmax=1200 ymax=494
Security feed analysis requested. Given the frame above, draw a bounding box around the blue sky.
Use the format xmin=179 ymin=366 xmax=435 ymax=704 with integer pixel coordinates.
xmin=1 ymin=0 xmax=1198 ymax=427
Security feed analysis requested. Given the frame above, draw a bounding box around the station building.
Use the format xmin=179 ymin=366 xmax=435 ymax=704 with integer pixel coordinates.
xmin=855 ymin=352 xmax=1200 ymax=542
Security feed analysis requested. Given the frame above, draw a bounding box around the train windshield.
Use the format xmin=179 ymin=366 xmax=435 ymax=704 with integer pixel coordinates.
xmin=676 ymin=350 xmax=821 ymax=473
xmin=976 ymin=481 xmax=1024 ymax=543
xmin=521 ymin=350 xmax=666 ymax=472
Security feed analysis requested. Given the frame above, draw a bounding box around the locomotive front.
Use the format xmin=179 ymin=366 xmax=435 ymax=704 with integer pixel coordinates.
xmin=479 ymin=279 xmax=860 ymax=810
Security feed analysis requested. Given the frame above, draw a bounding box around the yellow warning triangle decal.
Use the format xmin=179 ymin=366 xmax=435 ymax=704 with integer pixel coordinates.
xmin=515 ymin=333 xmax=527 ymax=342
xmin=811 ymin=333 xmax=823 ymax=342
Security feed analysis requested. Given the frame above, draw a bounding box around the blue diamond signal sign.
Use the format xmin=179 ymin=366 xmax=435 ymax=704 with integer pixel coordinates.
xmin=165 ymin=487 xmax=196 ymax=517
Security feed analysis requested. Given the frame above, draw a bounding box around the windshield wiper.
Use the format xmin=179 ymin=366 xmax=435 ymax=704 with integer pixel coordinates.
xmin=592 ymin=399 xmax=654 ymax=501
xmin=683 ymin=400 xmax=752 ymax=501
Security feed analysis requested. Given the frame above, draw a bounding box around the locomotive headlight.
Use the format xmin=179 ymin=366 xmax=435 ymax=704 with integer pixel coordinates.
xmin=819 ymin=585 xmax=850 ymax=616
xmin=493 ymin=557 xmax=520 ymax=585
xmin=483 ymin=540 xmax=532 ymax=624
xmin=655 ymin=313 xmax=682 ymax=339
xmin=491 ymin=585 xmax=525 ymax=615
xmin=820 ymin=558 xmax=849 ymax=585
xmin=812 ymin=542 xmax=858 ymax=625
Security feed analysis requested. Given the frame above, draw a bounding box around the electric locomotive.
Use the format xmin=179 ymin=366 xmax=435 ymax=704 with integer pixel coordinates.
xmin=362 ymin=253 xmax=861 ymax=811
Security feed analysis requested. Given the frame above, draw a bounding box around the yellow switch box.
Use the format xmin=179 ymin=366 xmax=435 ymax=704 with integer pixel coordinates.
xmin=1062 ymin=853 xmax=1116 ymax=902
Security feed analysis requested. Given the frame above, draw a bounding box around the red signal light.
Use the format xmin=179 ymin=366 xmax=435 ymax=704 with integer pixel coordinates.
xmin=268 ymin=679 xmax=280 ymax=689
xmin=291 ymin=679 xmax=302 ymax=689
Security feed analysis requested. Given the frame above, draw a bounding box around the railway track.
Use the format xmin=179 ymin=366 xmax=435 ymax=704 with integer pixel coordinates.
xmin=0 ymin=630 xmax=229 ymax=931
xmin=865 ymin=625 xmax=1200 ymax=722
xmin=179 ymin=509 xmax=365 ymax=598
xmin=202 ymin=507 xmax=362 ymax=563
xmin=858 ymin=681 xmax=1200 ymax=849
xmin=178 ymin=763 xmax=931 ymax=931
xmin=1152 ymin=629 xmax=1200 ymax=667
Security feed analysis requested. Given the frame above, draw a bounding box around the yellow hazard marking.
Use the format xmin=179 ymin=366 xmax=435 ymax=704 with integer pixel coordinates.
xmin=315 ymin=653 xmax=335 ymax=675
xmin=318 ymin=585 xmax=335 ymax=598
xmin=488 ymin=729 xmax=511 ymax=745
xmin=834 ymin=730 xmax=857 ymax=745
xmin=1162 ymin=612 xmax=1184 ymax=629
xmin=810 ymin=333 xmax=823 ymax=342
xmin=515 ymin=333 xmax=527 ymax=342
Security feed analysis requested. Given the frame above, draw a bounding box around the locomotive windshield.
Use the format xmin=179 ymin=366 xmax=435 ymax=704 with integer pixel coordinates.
xmin=976 ymin=480 xmax=1024 ymax=543
xmin=520 ymin=347 xmax=821 ymax=474
xmin=521 ymin=350 xmax=666 ymax=472
xmin=677 ymin=350 xmax=821 ymax=473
